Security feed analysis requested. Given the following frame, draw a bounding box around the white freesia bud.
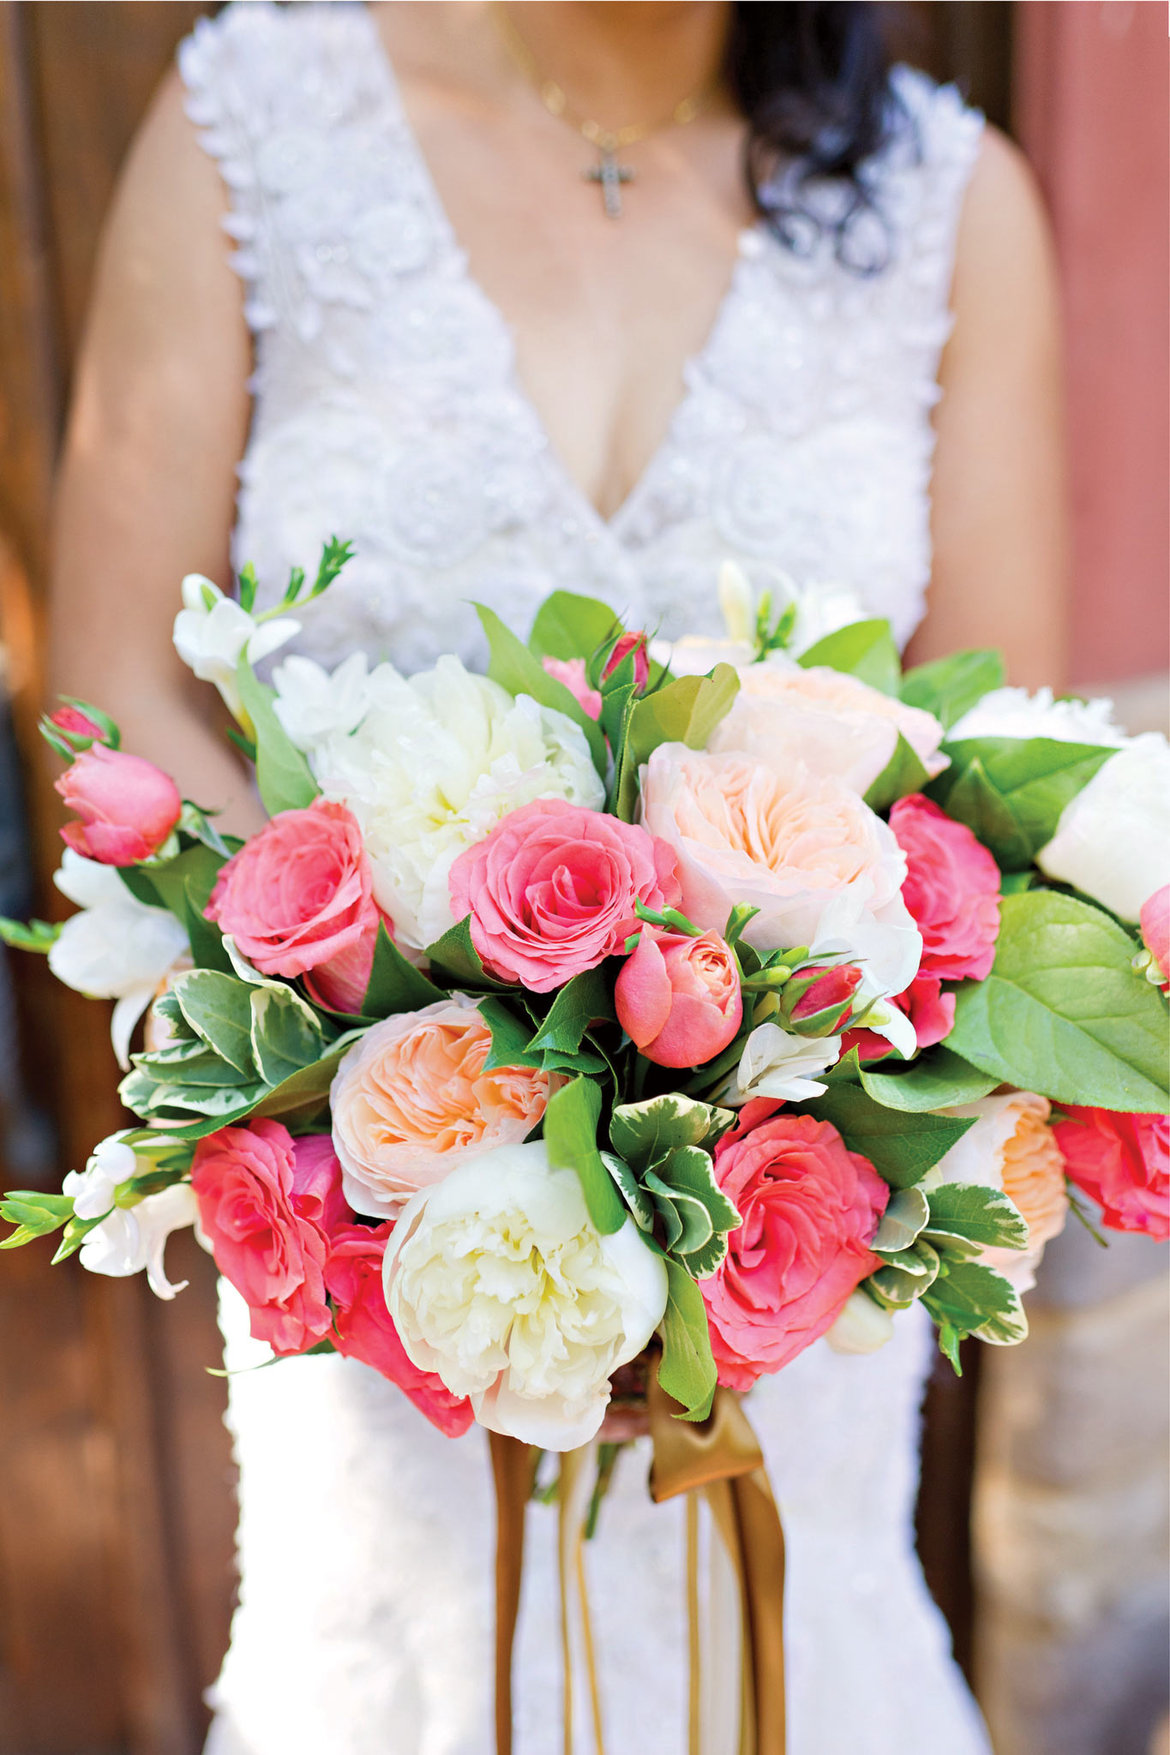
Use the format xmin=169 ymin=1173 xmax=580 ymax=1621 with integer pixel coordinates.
xmin=826 ymin=1290 xmax=895 ymax=1355
xmin=718 ymin=560 xmax=755 ymax=644
xmin=721 ymin=1021 xmax=842 ymax=1104
xmin=48 ymin=850 xmax=189 ymax=1067
xmin=948 ymin=685 xmax=1128 ymax=747
xmin=173 ymin=573 xmax=300 ymax=723
xmin=1036 ymin=734 xmax=1170 ymax=924
xmin=78 ymin=1182 xmax=198 ymax=1300
xmin=271 ymin=652 xmax=376 ymax=752
xmin=384 ymin=1141 xmax=668 ymax=1450
xmin=62 ymin=1133 xmax=138 ymax=1220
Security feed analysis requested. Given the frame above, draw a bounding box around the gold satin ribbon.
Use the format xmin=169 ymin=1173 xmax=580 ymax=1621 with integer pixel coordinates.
xmin=489 ymin=1389 xmax=785 ymax=1755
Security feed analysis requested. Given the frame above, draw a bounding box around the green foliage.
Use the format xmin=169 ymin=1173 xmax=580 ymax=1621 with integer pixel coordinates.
xmin=527 ymin=590 xmax=623 ymax=662
xmin=609 ymin=1092 xmax=735 ymax=1169
xmin=0 ymin=917 xmax=61 ymax=954
xmin=863 ymin=733 xmax=930 ymax=813
xmin=477 ymin=993 xmax=606 ymax=1076
xmin=900 ymin=649 xmax=1004 ymax=729
xmin=475 ymin=603 xmax=607 ymax=775
xmin=606 ymin=1095 xmax=739 ymax=1278
xmin=235 ymin=654 xmax=319 ymax=816
xmin=361 ymin=922 xmax=447 ymax=1017
xmin=871 ymin=1185 xmax=930 ymax=1254
xmin=921 ymin=1182 xmax=1029 ymax=1258
xmin=805 ymin=1082 xmax=974 ymax=1187
xmin=797 ymin=619 xmax=901 ymax=695
xmin=611 ymin=665 xmax=740 ymax=820
xmin=174 ymin=968 xmax=257 ymax=1076
xmin=269 ymin=538 xmax=355 ymax=612
xmin=657 ymin=1259 xmax=717 ymax=1423
xmin=527 ymin=967 xmax=614 ymax=1056
xmin=543 ymin=1077 xmax=625 ymax=1234
xmin=947 ymin=890 xmax=1169 ymax=1112
xmin=856 ymin=1047 xmax=998 ymax=1112
xmin=932 ymin=736 xmax=1116 ymax=869
xmin=181 ymin=877 xmax=234 ymax=975
xmin=425 ymin=916 xmax=508 ymax=990
xmin=0 ymin=1189 xmax=75 ymax=1250
xmin=924 ymin=1257 xmax=1027 ymax=1358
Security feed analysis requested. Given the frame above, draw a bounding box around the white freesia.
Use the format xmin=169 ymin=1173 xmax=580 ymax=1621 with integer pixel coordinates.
xmin=717 ymin=559 xmax=755 ymax=643
xmin=948 ymin=685 xmax=1127 ymax=747
xmin=930 ymin=1093 xmax=1068 ymax=1294
xmin=786 ymin=579 xmax=869 ymax=657
xmin=62 ymin=1132 xmax=138 ymax=1220
xmin=721 ymin=1022 xmax=842 ymax=1104
xmin=48 ymin=850 xmax=189 ymax=1067
xmin=383 ymin=1141 xmax=668 ymax=1449
xmin=271 ymin=651 xmax=376 ymax=751
xmin=826 ymin=1290 xmax=895 ymax=1355
xmin=78 ymin=1182 xmax=198 ymax=1300
xmin=173 ymin=573 xmax=300 ymax=723
xmin=311 ymin=656 xmax=604 ymax=950
xmin=650 ymin=633 xmax=756 ymax=677
xmin=1036 ymin=734 xmax=1170 ymax=923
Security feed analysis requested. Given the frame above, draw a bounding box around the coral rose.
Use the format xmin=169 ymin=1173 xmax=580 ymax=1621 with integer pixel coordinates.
xmin=206 ymin=798 xmax=386 ymax=998
xmin=640 ymin=745 xmax=920 ymax=997
xmin=330 ymin=994 xmax=552 ymax=1217
xmin=616 ymin=929 xmax=742 ymax=1068
xmin=191 ymin=1121 xmax=340 ymax=1354
xmin=702 ymin=1112 xmax=888 ymax=1388
xmin=707 ymin=661 xmax=947 ymax=796
xmin=324 ymin=1221 xmax=473 ymax=1436
xmin=888 ymin=794 xmax=1001 ymax=981
xmin=449 ymin=798 xmax=680 ymax=992
xmin=1054 ymin=1106 xmax=1170 ymax=1241
xmin=938 ymin=1094 xmax=1068 ymax=1290
xmin=57 ymin=745 xmax=181 ymax=865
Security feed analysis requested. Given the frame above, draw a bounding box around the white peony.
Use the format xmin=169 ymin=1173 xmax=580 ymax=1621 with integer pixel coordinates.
xmin=931 ymin=1093 xmax=1068 ymax=1294
xmin=271 ymin=651 xmax=377 ymax=751
xmin=48 ymin=850 xmax=189 ymax=1067
xmin=1036 ymin=734 xmax=1170 ymax=923
xmin=948 ymin=685 xmax=1128 ymax=748
xmin=311 ymin=656 xmax=604 ymax=950
xmin=78 ymin=1182 xmax=198 ymax=1300
xmin=720 ymin=1020 xmax=841 ymax=1104
xmin=383 ymin=1141 xmax=668 ymax=1449
xmin=62 ymin=1133 xmax=139 ymax=1220
xmin=172 ymin=573 xmax=300 ymax=724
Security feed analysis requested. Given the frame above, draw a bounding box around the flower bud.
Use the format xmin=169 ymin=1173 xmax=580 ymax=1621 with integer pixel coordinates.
xmin=602 ymin=631 xmax=650 ymax=692
xmin=780 ymin=963 xmax=862 ymax=1037
xmin=56 ymin=746 xmax=181 ymax=865
xmin=1139 ymin=885 xmax=1169 ymax=991
xmin=616 ymin=928 xmax=742 ymax=1069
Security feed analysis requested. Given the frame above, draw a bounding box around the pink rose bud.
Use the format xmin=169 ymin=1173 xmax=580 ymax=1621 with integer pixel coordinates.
xmin=541 ymin=656 xmax=602 ymax=720
xmin=1139 ymin=885 xmax=1170 ymax=990
xmin=783 ymin=963 xmax=863 ymax=1036
xmin=50 ymin=704 xmax=106 ymax=741
xmin=56 ymin=745 xmax=181 ymax=865
xmin=616 ymin=929 xmax=743 ymax=1069
xmin=603 ymin=631 xmax=650 ymax=691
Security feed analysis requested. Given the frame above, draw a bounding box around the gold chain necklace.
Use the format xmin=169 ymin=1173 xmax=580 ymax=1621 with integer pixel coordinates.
xmin=490 ymin=2 xmax=718 ymax=218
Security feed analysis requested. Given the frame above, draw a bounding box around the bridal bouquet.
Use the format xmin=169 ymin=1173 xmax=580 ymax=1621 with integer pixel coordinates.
xmin=4 ymin=549 xmax=1168 ymax=1452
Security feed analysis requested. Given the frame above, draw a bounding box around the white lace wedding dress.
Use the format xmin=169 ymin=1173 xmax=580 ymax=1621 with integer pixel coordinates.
xmin=180 ymin=7 xmax=993 ymax=1751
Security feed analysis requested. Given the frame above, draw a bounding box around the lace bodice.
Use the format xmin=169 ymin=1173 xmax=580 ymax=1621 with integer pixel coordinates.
xmin=180 ymin=8 xmax=991 ymax=1751
xmin=181 ymin=1 xmax=982 ymax=674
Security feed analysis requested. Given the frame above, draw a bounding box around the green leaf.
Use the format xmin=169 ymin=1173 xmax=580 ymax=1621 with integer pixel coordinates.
xmin=613 ymin=666 xmax=740 ymax=820
xmin=245 ymin=1036 xmax=361 ymax=1120
xmin=528 ymin=590 xmax=623 ymax=662
xmin=475 ymin=603 xmax=607 ymax=775
xmin=134 ymin=1044 xmax=254 ymax=1087
xmin=0 ymin=916 xmax=61 ymax=954
xmin=858 ymin=1048 xmax=998 ymax=1113
xmin=797 ymin=619 xmax=901 ymax=695
xmin=805 ymin=1083 xmax=975 ymax=1187
xmin=543 ymin=1077 xmax=625 ymax=1234
xmin=869 ymin=1238 xmax=941 ymax=1306
xmin=657 ymin=1260 xmax=717 ymax=1422
xmin=872 ymin=1185 xmax=930 ymax=1254
xmin=425 ymin=916 xmax=508 ymax=991
xmin=924 ymin=1258 xmax=1027 ymax=1347
xmin=51 ymin=1213 xmax=105 ymax=1264
xmin=863 ymin=732 xmax=930 ymax=813
xmin=173 ymin=969 xmax=257 ymax=1077
xmin=900 ymin=650 xmax=1005 ymax=729
xmin=129 ymin=842 xmax=226 ymax=924
xmin=235 ymin=653 xmax=319 ymax=815
xmin=922 ymin=1182 xmax=1029 ymax=1257
xmin=0 ymin=1189 xmax=75 ymax=1248
xmin=181 ymin=878 xmax=235 ymax=975
xmin=477 ymin=996 xmax=546 ymax=1070
xmin=947 ymin=889 xmax=1169 ymax=1112
xmin=527 ymin=967 xmax=614 ymax=1056
xmin=609 ymin=1093 xmax=735 ymax=1173
xmin=249 ymin=986 xmax=324 ymax=1086
xmin=935 ymin=737 xmax=1115 ymax=867
xmin=602 ymin=1151 xmax=656 ymax=1232
xmin=362 ymin=921 xmax=447 ymax=1016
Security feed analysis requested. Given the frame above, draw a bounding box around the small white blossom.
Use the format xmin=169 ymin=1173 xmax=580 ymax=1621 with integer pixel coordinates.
xmin=1036 ymin=734 xmax=1170 ymax=924
xmin=721 ymin=1022 xmax=842 ymax=1104
xmin=62 ymin=1133 xmax=138 ymax=1220
xmin=173 ymin=574 xmax=300 ymax=723
xmin=271 ymin=652 xmax=377 ymax=752
xmin=78 ymin=1183 xmax=198 ymax=1300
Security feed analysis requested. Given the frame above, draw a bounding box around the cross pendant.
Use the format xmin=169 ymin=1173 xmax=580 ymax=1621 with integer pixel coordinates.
xmin=585 ymin=146 xmax=635 ymax=219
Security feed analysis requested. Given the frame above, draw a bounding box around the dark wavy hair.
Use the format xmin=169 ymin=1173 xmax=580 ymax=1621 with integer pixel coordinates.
xmin=725 ymin=2 xmax=905 ymax=271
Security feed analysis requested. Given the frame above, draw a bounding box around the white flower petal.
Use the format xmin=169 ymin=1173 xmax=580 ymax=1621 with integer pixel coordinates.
xmin=1036 ymin=735 xmax=1170 ymax=923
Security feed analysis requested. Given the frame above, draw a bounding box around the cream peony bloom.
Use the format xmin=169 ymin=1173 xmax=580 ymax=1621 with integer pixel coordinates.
xmin=708 ymin=660 xmax=947 ymax=797
xmin=48 ymin=851 xmax=190 ymax=1068
xmin=641 ymin=744 xmax=922 ymax=996
xmin=271 ymin=651 xmax=377 ymax=751
xmin=310 ymin=656 xmax=604 ymax=950
xmin=78 ymin=1182 xmax=198 ymax=1301
xmin=173 ymin=574 xmax=300 ymax=724
xmin=1036 ymin=734 xmax=1170 ymax=924
xmin=383 ymin=1141 xmax=668 ymax=1449
xmin=933 ymin=1092 xmax=1068 ymax=1292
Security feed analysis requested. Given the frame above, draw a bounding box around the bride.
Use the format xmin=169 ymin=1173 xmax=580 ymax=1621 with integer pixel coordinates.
xmin=50 ymin=3 xmax=1065 ymax=1750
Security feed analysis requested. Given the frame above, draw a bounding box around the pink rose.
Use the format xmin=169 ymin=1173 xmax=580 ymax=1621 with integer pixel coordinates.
xmin=302 ymin=907 xmax=385 ymax=1015
xmin=206 ymin=798 xmax=387 ymax=996
xmin=324 ymin=1221 xmax=473 ymax=1436
xmin=889 ymin=794 xmax=1001 ymax=981
xmin=56 ymin=745 xmax=181 ymax=865
xmin=1140 ymin=885 xmax=1170 ymax=989
xmin=449 ymin=798 xmax=680 ymax=992
xmin=843 ymin=974 xmax=955 ymax=1061
xmin=330 ymin=994 xmax=553 ymax=1216
xmin=616 ymin=929 xmax=742 ymax=1068
xmin=191 ymin=1121 xmax=341 ymax=1354
xmin=702 ymin=1112 xmax=889 ymax=1388
xmin=604 ymin=632 xmax=650 ymax=691
xmin=1054 ymin=1107 xmax=1170 ymax=1241
xmin=541 ymin=657 xmax=602 ymax=720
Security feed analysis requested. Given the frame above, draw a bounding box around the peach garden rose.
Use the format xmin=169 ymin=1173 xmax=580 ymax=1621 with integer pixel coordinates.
xmin=329 ymin=994 xmax=552 ymax=1218
xmin=935 ymin=1093 xmax=1068 ymax=1290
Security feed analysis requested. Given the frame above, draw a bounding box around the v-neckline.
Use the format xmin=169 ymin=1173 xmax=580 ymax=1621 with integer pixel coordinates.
xmin=359 ymin=5 xmax=766 ymax=536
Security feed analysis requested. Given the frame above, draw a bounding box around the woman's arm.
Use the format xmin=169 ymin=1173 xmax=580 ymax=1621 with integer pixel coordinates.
xmin=49 ymin=69 xmax=262 ymax=832
xmin=911 ymin=127 xmax=1069 ymax=689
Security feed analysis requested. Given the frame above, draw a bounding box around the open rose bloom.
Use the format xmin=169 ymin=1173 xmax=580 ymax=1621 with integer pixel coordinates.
xmin=3 ymin=553 xmax=1166 ymax=1465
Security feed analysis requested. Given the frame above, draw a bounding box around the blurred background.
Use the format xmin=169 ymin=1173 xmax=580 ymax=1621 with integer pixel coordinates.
xmin=0 ymin=4 xmax=1166 ymax=1753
